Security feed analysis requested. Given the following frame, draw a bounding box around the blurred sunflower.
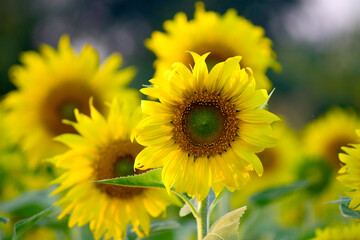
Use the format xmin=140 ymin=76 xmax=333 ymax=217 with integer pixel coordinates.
xmin=231 ymin=120 xmax=299 ymax=208
xmin=338 ymin=129 xmax=360 ymax=210
xmin=0 ymin=106 xmax=52 ymax=201
xmin=277 ymin=154 xmax=344 ymax=228
xmin=134 ymin=52 xmax=279 ymax=201
xmin=303 ymin=107 xmax=360 ymax=170
xmin=50 ymin=96 xmax=176 ymax=240
xmin=2 ymin=35 xmax=137 ymax=168
xmin=311 ymin=222 xmax=360 ymax=240
xmin=146 ymin=2 xmax=280 ymax=90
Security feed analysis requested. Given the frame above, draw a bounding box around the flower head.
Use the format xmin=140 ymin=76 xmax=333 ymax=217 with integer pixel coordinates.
xmin=135 ymin=52 xmax=279 ymax=200
xmin=303 ymin=107 xmax=360 ymax=170
xmin=50 ymin=96 xmax=175 ymax=240
xmin=146 ymin=2 xmax=280 ymax=90
xmin=338 ymin=129 xmax=360 ymax=210
xmin=311 ymin=222 xmax=360 ymax=240
xmin=3 ymin=35 xmax=137 ymax=167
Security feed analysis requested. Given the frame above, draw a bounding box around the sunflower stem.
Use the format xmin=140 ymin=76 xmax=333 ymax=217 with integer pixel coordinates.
xmin=197 ymin=196 xmax=209 ymax=240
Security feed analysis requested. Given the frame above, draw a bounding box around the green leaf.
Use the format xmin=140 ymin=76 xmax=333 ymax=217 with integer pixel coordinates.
xmin=12 ymin=207 xmax=53 ymax=240
xmin=0 ymin=216 xmax=9 ymax=224
xmin=339 ymin=197 xmax=360 ymax=219
xmin=94 ymin=169 xmax=165 ymax=189
xmin=203 ymin=206 xmax=247 ymax=240
xmin=249 ymin=180 xmax=308 ymax=206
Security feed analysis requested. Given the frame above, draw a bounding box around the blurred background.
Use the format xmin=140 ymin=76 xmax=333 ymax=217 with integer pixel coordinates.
xmin=1 ymin=0 xmax=360 ymax=129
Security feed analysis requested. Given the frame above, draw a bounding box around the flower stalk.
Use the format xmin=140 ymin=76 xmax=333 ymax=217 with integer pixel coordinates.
xmin=197 ymin=196 xmax=209 ymax=240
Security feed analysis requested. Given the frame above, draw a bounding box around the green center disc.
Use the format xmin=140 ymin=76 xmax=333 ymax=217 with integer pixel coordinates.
xmin=296 ymin=157 xmax=333 ymax=195
xmin=114 ymin=156 xmax=134 ymax=177
xmin=185 ymin=105 xmax=225 ymax=144
xmin=60 ymin=102 xmax=78 ymax=121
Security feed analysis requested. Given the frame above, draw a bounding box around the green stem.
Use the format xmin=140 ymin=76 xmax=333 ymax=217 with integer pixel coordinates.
xmin=197 ymin=196 xmax=209 ymax=240
xmin=174 ymin=192 xmax=200 ymax=219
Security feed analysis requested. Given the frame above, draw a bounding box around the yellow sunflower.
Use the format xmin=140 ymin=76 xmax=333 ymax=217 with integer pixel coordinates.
xmin=0 ymin=106 xmax=52 ymax=201
xmin=303 ymin=107 xmax=360 ymax=170
xmin=338 ymin=129 xmax=360 ymax=210
xmin=134 ymin=52 xmax=280 ymax=201
xmin=146 ymin=2 xmax=280 ymax=90
xmin=2 ymin=35 xmax=137 ymax=168
xmin=50 ymin=96 xmax=176 ymax=240
xmin=311 ymin=222 xmax=360 ymax=240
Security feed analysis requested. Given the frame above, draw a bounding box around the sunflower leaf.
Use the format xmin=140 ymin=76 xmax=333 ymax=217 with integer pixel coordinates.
xmin=249 ymin=180 xmax=308 ymax=206
xmin=94 ymin=168 xmax=165 ymax=189
xmin=203 ymin=206 xmax=247 ymax=240
xmin=0 ymin=217 xmax=9 ymax=224
xmin=12 ymin=207 xmax=53 ymax=240
xmin=339 ymin=197 xmax=360 ymax=219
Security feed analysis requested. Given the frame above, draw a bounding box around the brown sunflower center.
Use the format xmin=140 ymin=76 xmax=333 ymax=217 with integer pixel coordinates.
xmin=95 ymin=139 xmax=146 ymax=199
xmin=256 ymin=148 xmax=279 ymax=175
xmin=184 ymin=44 xmax=245 ymax=70
xmin=172 ymin=91 xmax=238 ymax=158
xmin=325 ymin=136 xmax=356 ymax=170
xmin=41 ymin=82 xmax=102 ymax=136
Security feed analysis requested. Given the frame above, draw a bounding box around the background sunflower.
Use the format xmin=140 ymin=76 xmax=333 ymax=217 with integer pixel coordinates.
xmin=2 ymin=35 xmax=137 ymax=168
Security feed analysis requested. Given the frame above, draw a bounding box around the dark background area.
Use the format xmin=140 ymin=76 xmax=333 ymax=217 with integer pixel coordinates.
xmin=1 ymin=0 xmax=359 ymax=129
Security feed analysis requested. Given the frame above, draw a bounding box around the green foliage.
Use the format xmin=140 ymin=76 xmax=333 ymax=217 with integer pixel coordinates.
xmin=12 ymin=207 xmax=53 ymax=240
xmin=249 ymin=181 xmax=308 ymax=206
xmin=0 ymin=216 xmax=9 ymax=224
xmin=94 ymin=168 xmax=165 ymax=189
xmin=1 ymin=189 xmax=53 ymax=217
xmin=203 ymin=206 xmax=247 ymax=240
xmin=337 ymin=197 xmax=360 ymax=219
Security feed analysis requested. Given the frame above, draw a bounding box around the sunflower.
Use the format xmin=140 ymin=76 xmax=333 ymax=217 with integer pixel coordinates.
xmin=302 ymin=107 xmax=360 ymax=170
xmin=134 ymin=52 xmax=280 ymax=201
xmin=0 ymin=106 xmax=52 ymax=201
xmin=311 ymin=222 xmax=360 ymax=240
xmin=50 ymin=96 xmax=176 ymax=240
xmin=2 ymin=35 xmax=137 ymax=168
xmin=146 ymin=2 xmax=280 ymax=90
xmin=338 ymin=129 xmax=360 ymax=210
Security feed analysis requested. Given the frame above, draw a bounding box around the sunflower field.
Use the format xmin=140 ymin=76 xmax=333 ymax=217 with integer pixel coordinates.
xmin=1 ymin=0 xmax=360 ymax=239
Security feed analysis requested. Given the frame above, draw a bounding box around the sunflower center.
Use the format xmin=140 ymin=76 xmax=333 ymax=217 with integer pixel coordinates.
xmin=256 ymin=148 xmax=279 ymax=175
xmin=173 ymin=91 xmax=238 ymax=158
xmin=60 ymin=102 xmax=78 ymax=121
xmin=41 ymin=82 xmax=102 ymax=136
xmin=95 ymin=140 xmax=146 ymax=199
xmin=186 ymin=105 xmax=224 ymax=144
xmin=296 ymin=157 xmax=333 ymax=195
xmin=114 ymin=156 xmax=134 ymax=177
xmin=325 ymin=137 xmax=356 ymax=170
xmin=184 ymin=44 xmax=245 ymax=70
